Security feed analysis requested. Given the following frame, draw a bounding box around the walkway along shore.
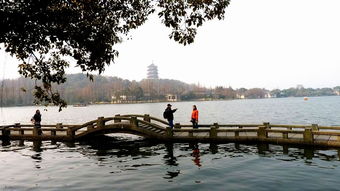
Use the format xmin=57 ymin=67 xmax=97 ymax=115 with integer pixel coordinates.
xmin=2 ymin=114 xmax=340 ymax=148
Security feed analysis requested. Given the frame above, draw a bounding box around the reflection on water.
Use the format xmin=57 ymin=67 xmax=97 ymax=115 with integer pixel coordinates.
xmin=1 ymin=135 xmax=340 ymax=190
xmin=4 ymin=137 xmax=340 ymax=166
xmin=191 ymin=143 xmax=202 ymax=168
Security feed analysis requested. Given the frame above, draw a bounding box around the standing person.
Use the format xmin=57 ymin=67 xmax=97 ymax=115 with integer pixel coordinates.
xmin=191 ymin=105 xmax=199 ymax=128
xmin=31 ymin=110 xmax=42 ymax=135
xmin=163 ymin=104 xmax=177 ymax=128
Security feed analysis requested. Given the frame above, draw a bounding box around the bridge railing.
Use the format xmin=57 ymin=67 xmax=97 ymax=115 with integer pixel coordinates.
xmin=169 ymin=122 xmax=340 ymax=145
xmin=68 ymin=115 xmax=167 ymax=137
xmin=69 ymin=116 xmax=133 ymax=136
xmin=119 ymin=114 xmax=169 ymax=127
xmin=0 ymin=123 xmax=76 ymax=138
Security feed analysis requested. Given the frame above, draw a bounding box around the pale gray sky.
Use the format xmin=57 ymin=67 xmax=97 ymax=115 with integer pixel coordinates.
xmin=1 ymin=0 xmax=340 ymax=89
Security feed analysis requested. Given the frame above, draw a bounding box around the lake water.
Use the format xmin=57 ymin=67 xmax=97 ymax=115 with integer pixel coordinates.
xmin=1 ymin=96 xmax=340 ymax=190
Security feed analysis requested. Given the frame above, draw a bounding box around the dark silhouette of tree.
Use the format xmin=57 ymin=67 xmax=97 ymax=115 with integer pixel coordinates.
xmin=0 ymin=0 xmax=230 ymax=110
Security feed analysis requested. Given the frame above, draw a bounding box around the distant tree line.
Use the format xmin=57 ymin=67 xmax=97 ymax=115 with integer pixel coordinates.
xmin=1 ymin=74 xmax=340 ymax=107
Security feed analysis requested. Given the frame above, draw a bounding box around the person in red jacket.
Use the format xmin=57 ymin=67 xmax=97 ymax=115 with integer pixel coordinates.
xmin=191 ymin=105 xmax=199 ymax=128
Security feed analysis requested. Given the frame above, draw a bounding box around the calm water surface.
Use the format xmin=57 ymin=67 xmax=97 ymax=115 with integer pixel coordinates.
xmin=1 ymin=97 xmax=340 ymax=190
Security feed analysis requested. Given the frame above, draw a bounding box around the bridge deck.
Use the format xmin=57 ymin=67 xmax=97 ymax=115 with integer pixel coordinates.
xmin=2 ymin=114 xmax=340 ymax=147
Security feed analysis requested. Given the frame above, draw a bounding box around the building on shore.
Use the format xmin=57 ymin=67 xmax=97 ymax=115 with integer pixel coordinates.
xmin=166 ymin=94 xmax=180 ymax=102
xmin=111 ymin=95 xmax=137 ymax=103
xmin=236 ymin=94 xmax=245 ymax=99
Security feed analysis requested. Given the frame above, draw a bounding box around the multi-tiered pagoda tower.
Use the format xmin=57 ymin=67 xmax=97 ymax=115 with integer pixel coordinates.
xmin=147 ymin=64 xmax=159 ymax=79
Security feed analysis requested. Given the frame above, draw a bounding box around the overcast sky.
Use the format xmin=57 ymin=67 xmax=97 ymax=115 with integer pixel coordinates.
xmin=1 ymin=0 xmax=340 ymax=89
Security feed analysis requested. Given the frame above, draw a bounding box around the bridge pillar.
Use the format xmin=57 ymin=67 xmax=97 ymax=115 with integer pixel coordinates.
xmin=143 ymin=114 xmax=151 ymax=122
xmin=2 ymin=128 xmax=10 ymax=140
xmin=114 ymin=114 xmax=121 ymax=123
xmin=304 ymin=128 xmax=313 ymax=144
xmin=19 ymin=140 xmax=25 ymax=146
xmin=97 ymin=117 xmax=105 ymax=128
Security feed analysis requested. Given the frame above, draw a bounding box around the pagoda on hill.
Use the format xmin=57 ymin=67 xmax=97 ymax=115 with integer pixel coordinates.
xmin=147 ymin=63 xmax=159 ymax=79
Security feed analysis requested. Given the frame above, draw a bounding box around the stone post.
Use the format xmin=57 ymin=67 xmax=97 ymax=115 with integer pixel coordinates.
xmin=114 ymin=114 xmax=121 ymax=123
xmin=263 ymin=122 xmax=270 ymax=129
xmin=143 ymin=114 xmax=151 ymax=122
xmin=213 ymin=123 xmax=220 ymax=129
xmin=312 ymin=124 xmax=319 ymax=131
xmin=303 ymin=128 xmax=313 ymax=144
xmin=97 ymin=117 xmax=105 ymax=128
xmin=56 ymin=123 xmax=63 ymax=129
xmin=130 ymin=116 xmax=138 ymax=127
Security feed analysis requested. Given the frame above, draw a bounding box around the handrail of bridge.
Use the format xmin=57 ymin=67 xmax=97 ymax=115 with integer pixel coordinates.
xmin=2 ymin=117 xmax=340 ymax=132
xmin=3 ymin=115 xmax=340 ymax=139
xmin=119 ymin=114 xmax=169 ymax=126
xmin=138 ymin=120 xmax=166 ymax=130
xmin=70 ymin=116 xmax=133 ymax=132
xmin=175 ymin=124 xmax=262 ymax=128
xmin=0 ymin=124 xmax=79 ymax=129
xmin=2 ymin=121 xmax=340 ymax=132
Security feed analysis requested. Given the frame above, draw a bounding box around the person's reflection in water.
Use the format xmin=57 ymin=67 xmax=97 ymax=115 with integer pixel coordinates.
xmin=33 ymin=140 xmax=42 ymax=152
xmin=32 ymin=141 xmax=43 ymax=169
xmin=192 ymin=143 xmax=202 ymax=168
xmin=163 ymin=143 xmax=180 ymax=180
xmin=164 ymin=143 xmax=178 ymax=166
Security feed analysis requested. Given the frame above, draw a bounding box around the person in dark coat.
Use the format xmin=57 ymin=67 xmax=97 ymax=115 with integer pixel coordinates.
xmin=31 ymin=110 xmax=42 ymax=134
xmin=164 ymin=104 xmax=177 ymax=128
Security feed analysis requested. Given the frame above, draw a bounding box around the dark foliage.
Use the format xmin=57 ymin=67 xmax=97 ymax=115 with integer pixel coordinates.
xmin=0 ymin=0 xmax=230 ymax=110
